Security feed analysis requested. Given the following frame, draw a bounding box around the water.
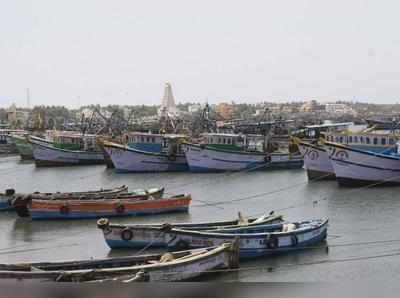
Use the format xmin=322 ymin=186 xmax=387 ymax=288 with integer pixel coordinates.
xmin=1 ymin=154 xmax=400 ymax=282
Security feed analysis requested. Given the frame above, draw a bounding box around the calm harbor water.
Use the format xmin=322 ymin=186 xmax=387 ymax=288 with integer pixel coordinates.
xmin=1 ymin=154 xmax=400 ymax=282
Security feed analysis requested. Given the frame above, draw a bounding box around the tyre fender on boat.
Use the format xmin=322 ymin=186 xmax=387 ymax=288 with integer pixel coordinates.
xmin=266 ymin=234 xmax=279 ymax=249
xmin=121 ymin=228 xmax=134 ymax=241
xmin=97 ymin=218 xmax=110 ymax=229
xmin=264 ymin=155 xmax=271 ymax=163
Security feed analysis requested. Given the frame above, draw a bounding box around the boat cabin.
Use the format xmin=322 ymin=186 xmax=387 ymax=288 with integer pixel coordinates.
xmin=301 ymin=122 xmax=354 ymax=139
xmin=50 ymin=131 xmax=98 ymax=151
xmin=201 ymin=133 xmax=265 ymax=152
xmin=325 ymin=132 xmax=399 ymax=153
xmin=123 ymin=132 xmax=187 ymax=154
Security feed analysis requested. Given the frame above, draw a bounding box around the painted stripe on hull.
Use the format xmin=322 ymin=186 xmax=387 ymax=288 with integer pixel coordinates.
xmin=105 ymin=239 xmax=166 ymax=249
xmin=30 ymin=206 xmax=189 ymax=219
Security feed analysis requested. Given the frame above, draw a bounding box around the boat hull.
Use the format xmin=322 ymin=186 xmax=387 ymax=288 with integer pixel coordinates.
xmin=12 ymin=136 xmax=34 ymax=159
xmin=0 ymin=244 xmax=237 ymax=282
xmin=166 ymin=220 xmax=328 ymax=259
xmin=99 ymin=214 xmax=284 ymax=249
xmin=184 ymin=143 xmax=302 ymax=172
xmin=184 ymin=143 xmax=270 ymax=172
xmin=326 ymin=142 xmax=400 ymax=187
xmin=28 ymin=196 xmax=191 ymax=219
xmin=298 ymin=141 xmax=335 ymax=180
xmin=104 ymin=143 xmax=188 ymax=172
xmin=32 ymin=142 xmax=105 ymax=167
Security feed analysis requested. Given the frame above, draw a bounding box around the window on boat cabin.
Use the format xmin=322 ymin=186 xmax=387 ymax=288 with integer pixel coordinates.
xmin=389 ymin=138 xmax=395 ymax=145
xmin=227 ymin=138 xmax=231 ymax=144
xmin=335 ymin=136 xmax=339 ymax=142
xmin=146 ymin=137 xmax=150 ymax=143
xmin=218 ymin=138 xmax=222 ymax=144
xmin=349 ymin=136 xmax=353 ymax=143
xmin=339 ymin=136 xmax=343 ymax=143
xmin=373 ymin=137 xmax=378 ymax=145
xmin=382 ymin=138 xmax=386 ymax=145
xmin=151 ymin=137 xmax=155 ymax=143
xmin=366 ymin=137 xmax=370 ymax=144
xmin=354 ymin=136 xmax=358 ymax=143
xmin=360 ymin=136 xmax=364 ymax=143
xmin=141 ymin=136 xmax=144 ymax=142
xmin=223 ymin=138 xmax=226 ymax=144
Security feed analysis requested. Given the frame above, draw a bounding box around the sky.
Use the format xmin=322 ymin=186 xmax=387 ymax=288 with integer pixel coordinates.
xmin=1 ymin=0 xmax=400 ymax=108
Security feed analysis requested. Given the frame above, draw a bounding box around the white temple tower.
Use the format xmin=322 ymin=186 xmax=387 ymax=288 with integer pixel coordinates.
xmin=158 ymin=82 xmax=180 ymax=117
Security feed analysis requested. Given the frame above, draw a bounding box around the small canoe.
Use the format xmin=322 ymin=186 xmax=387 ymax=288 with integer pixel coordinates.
xmin=165 ymin=219 xmax=328 ymax=259
xmin=0 ymin=189 xmax=16 ymax=211
xmin=0 ymin=243 xmax=238 ymax=282
xmin=12 ymin=185 xmax=130 ymax=217
xmin=27 ymin=194 xmax=191 ymax=219
xmin=98 ymin=212 xmax=284 ymax=249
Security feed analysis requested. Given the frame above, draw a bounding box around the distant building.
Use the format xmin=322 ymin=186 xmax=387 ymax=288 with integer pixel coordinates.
xmin=6 ymin=103 xmax=29 ymax=127
xmin=158 ymin=82 xmax=181 ymax=117
xmin=325 ymin=103 xmax=355 ymax=115
xmin=188 ymin=104 xmax=202 ymax=114
xmin=216 ymin=103 xmax=234 ymax=120
xmin=300 ymin=100 xmax=325 ymax=113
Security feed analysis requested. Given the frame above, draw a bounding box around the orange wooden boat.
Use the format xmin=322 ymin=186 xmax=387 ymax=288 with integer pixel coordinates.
xmin=27 ymin=194 xmax=191 ymax=219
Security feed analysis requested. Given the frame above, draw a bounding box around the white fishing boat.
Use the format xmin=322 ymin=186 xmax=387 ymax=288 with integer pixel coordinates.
xmin=325 ymin=140 xmax=400 ymax=186
xmin=297 ymin=140 xmax=335 ymax=180
xmin=295 ymin=122 xmax=399 ymax=181
xmin=184 ymin=133 xmax=302 ymax=172
xmin=31 ymin=132 xmax=105 ymax=166
xmin=102 ymin=133 xmax=188 ymax=172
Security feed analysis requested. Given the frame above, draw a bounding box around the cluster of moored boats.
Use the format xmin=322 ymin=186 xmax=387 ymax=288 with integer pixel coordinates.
xmin=297 ymin=123 xmax=400 ymax=186
xmin=0 ymin=185 xmax=328 ymax=282
xmin=1 ymin=129 xmax=304 ymax=172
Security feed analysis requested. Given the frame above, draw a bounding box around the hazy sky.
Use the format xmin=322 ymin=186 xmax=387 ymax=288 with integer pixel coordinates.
xmin=2 ymin=0 xmax=400 ymax=108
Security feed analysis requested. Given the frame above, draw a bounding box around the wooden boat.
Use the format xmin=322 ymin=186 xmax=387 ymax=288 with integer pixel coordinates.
xmin=10 ymin=134 xmax=33 ymax=159
xmin=165 ymin=219 xmax=328 ymax=259
xmin=0 ymin=189 xmax=16 ymax=211
xmin=184 ymin=133 xmax=303 ymax=173
xmin=26 ymin=194 xmax=191 ymax=219
xmin=102 ymin=133 xmax=188 ymax=172
xmin=296 ymin=139 xmax=336 ymax=180
xmin=325 ymin=140 xmax=400 ymax=187
xmin=0 ymin=129 xmax=26 ymax=154
xmin=97 ymin=212 xmax=284 ymax=249
xmin=30 ymin=132 xmax=106 ymax=167
xmin=12 ymin=185 xmax=129 ymax=217
xmin=0 ymin=243 xmax=239 ymax=282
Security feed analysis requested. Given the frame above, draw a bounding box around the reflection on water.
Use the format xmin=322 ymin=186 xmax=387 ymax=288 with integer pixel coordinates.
xmin=1 ymin=156 xmax=400 ymax=281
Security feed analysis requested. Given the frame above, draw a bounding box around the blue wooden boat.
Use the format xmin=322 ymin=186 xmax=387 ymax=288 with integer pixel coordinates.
xmin=165 ymin=219 xmax=328 ymax=259
xmin=0 ymin=189 xmax=15 ymax=211
xmin=98 ymin=212 xmax=284 ymax=249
